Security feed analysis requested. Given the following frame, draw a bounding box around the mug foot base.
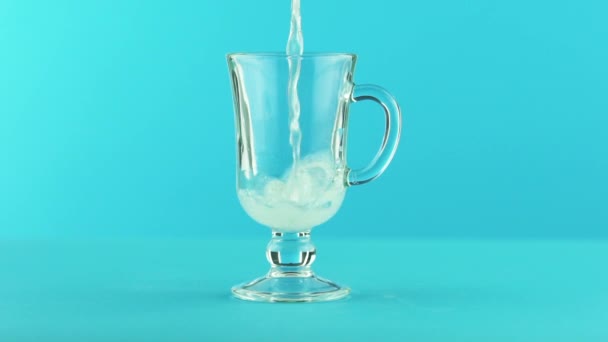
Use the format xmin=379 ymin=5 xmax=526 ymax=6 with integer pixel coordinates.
xmin=232 ymin=273 xmax=350 ymax=303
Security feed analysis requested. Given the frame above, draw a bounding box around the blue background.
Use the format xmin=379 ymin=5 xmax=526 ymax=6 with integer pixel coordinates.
xmin=1 ymin=0 xmax=606 ymax=239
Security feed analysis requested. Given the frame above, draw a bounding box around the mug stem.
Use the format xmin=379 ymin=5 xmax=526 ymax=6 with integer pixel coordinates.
xmin=267 ymin=231 xmax=316 ymax=277
xmin=231 ymin=230 xmax=350 ymax=302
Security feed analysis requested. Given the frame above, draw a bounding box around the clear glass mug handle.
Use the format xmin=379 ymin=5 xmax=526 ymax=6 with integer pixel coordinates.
xmin=346 ymin=84 xmax=403 ymax=186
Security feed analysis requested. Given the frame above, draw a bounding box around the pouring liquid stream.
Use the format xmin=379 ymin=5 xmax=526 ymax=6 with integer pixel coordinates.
xmin=286 ymin=0 xmax=304 ymax=166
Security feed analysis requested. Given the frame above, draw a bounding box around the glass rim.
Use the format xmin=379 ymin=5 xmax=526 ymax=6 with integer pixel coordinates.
xmin=227 ymin=52 xmax=357 ymax=59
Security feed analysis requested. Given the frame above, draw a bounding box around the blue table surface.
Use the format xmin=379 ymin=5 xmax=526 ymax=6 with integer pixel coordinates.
xmin=1 ymin=238 xmax=606 ymax=342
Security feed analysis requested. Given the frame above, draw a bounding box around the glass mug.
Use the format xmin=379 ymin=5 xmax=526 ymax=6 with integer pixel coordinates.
xmin=227 ymin=53 xmax=402 ymax=302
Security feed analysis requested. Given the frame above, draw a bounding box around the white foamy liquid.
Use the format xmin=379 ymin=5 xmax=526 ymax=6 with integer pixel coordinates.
xmin=287 ymin=0 xmax=304 ymax=163
xmin=238 ymin=154 xmax=346 ymax=231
